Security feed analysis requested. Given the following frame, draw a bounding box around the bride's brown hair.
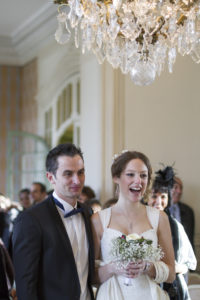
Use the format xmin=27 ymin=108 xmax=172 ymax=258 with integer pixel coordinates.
xmin=111 ymin=151 xmax=152 ymax=188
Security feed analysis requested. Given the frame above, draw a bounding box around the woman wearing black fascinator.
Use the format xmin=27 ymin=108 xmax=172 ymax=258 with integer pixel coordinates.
xmin=148 ymin=166 xmax=196 ymax=300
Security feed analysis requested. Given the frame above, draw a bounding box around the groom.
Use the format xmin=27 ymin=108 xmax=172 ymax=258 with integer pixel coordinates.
xmin=12 ymin=143 xmax=95 ymax=300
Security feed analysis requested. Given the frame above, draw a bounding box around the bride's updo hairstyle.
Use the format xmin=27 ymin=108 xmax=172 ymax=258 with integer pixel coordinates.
xmin=111 ymin=150 xmax=152 ymax=188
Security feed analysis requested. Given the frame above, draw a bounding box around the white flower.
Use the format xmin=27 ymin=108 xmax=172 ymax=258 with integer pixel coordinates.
xmin=126 ymin=233 xmax=141 ymax=241
xmin=110 ymin=234 xmax=163 ymax=264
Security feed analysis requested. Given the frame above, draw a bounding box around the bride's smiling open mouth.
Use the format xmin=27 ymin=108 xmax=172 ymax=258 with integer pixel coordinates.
xmin=129 ymin=186 xmax=142 ymax=193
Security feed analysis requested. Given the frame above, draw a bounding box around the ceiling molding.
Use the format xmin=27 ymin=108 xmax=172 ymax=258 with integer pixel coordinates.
xmin=0 ymin=3 xmax=57 ymax=66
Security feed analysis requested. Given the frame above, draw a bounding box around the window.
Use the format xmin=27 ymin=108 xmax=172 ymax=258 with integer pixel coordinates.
xmin=45 ymin=108 xmax=52 ymax=147
xmin=58 ymin=124 xmax=74 ymax=144
xmin=57 ymin=84 xmax=72 ymax=129
xmin=44 ymin=75 xmax=80 ymax=148
xmin=77 ymin=80 xmax=80 ymax=114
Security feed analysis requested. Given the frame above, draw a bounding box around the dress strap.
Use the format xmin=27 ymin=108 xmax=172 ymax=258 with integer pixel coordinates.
xmin=146 ymin=206 xmax=160 ymax=231
xmin=98 ymin=207 xmax=111 ymax=230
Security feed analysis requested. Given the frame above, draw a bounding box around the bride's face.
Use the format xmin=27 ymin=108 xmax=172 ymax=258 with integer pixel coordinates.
xmin=114 ymin=158 xmax=148 ymax=203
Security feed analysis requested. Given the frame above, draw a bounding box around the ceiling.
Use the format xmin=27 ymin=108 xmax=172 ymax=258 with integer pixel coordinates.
xmin=0 ymin=0 xmax=57 ymax=65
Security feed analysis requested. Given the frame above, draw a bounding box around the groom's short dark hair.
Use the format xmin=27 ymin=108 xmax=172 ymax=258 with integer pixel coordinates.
xmin=46 ymin=143 xmax=84 ymax=175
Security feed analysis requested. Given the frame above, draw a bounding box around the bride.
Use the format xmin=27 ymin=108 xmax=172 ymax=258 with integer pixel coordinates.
xmin=91 ymin=150 xmax=175 ymax=300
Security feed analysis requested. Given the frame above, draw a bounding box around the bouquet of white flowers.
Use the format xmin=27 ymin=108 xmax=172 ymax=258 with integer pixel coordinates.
xmin=110 ymin=233 xmax=163 ymax=285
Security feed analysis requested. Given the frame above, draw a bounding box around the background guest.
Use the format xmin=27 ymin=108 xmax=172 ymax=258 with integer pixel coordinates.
xmin=79 ymin=185 xmax=96 ymax=203
xmin=18 ymin=189 xmax=32 ymax=210
xmin=30 ymin=182 xmax=47 ymax=205
xmin=148 ymin=166 xmax=196 ymax=300
xmin=0 ymin=238 xmax=15 ymax=299
xmin=170 ymin=177 xmax=195 ymax=249
xmin=0 ymin=194 xmax=11 ymax=250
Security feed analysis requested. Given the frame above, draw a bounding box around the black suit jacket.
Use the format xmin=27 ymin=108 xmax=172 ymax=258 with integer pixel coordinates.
xmin=0 ymin=248 xmax=10 ymax=300
xmin=12 ymin=196 xmax=95 ymax=300
xmin=178 ymin=202 xmax=195 ymax=250
xmin=0 ymin=212 xmax=10 ymax=249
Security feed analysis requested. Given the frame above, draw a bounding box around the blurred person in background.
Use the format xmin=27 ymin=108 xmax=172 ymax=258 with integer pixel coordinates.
xmin=0 ymin=194 xmax=12 ymax=250
xmin=0 ymin=239 xmax=17 ymax=300
xmin=170 ymin=177 xmax=195 ymax=250
xmin=79 ymin=186 xmax=96 ymax=204
xmin=18 ymin=188 xmax=32 ymax=210
xmin=30 ymin=182 xmax=47 ymax=205
xmin=0 ymin=238 xmax=15 ymax=299
xmin=148 ymin=166 xmax=196 ymax=300
xmin=0 ymin=195 xmax=17 ymax=299
xmin=0 ymin=194 xmax=21 ymax=256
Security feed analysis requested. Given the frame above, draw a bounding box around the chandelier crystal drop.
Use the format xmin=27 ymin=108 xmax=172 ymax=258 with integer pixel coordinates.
xmin=54 ymin=0 xmax=200 ymax=85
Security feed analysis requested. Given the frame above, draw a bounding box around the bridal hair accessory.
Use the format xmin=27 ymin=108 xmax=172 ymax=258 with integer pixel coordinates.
xmin=112 ymin=149 xmax=128 ymax=162
xmin=153 ymin=261 xmax=169 ymax=284
xmin=110 ymin=233 xmax=163 ymax=285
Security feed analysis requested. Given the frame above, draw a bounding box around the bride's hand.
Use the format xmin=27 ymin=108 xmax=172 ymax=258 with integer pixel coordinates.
xmin=124 ymin=260 xmax=146 ymax=278
xmin=108 ymin=260 xmax=146 ymax=278
xmin=107 ymin=262 xmax=127 ymax=276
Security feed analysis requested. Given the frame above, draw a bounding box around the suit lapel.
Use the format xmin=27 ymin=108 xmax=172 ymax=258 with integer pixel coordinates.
xmin=46 ymin=196 xmax=79 ymax=269
xmin=78 ymin=202 xmax=95 ymax=282
xmin=77 ymin=202 xmax=92 ymax=246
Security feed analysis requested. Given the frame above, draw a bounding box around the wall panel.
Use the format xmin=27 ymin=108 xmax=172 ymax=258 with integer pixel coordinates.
xmin=0 ymin=59 xmax=37 ymax=197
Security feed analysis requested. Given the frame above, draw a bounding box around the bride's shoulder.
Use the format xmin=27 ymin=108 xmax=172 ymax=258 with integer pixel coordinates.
xmin=147 ymin=206 xmax=169 ymax=225
xmin=158 ymin=210 xmax=171 ymax=230
xmin=98 ymin=207 xmax=111 ymax=217
xmin=91 ymin=207 xmax=111 ymax=233
xmin=146 ymin=204 xmax=160 ymax=217
xmin=91 ymin=207 xmax=110 ymax=224
xmin=91 ymin=210 xmax=101 ymax=224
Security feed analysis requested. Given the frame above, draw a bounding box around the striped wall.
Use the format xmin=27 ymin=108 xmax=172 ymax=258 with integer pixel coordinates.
xmin=0 ymin=59 xmax=37 ymax=196
xmin=21 ymin=60 xmax=37 ymax=133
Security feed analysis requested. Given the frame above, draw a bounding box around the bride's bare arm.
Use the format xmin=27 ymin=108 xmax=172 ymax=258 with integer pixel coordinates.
xmin=91 ymin=213 xmax=125 ymax=283
xmin=156 ymin=211 xmax=175 ymax=283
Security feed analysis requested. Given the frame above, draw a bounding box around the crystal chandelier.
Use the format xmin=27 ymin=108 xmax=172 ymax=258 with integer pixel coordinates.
xmin=54 ymin=0 xmax=200 ymax=85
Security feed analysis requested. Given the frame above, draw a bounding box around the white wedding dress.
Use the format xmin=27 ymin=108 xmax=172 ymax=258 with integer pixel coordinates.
xmin=96 ymin=206 xmax=169 ymax=300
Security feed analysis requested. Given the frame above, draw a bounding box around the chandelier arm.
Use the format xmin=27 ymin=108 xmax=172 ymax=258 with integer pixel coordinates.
xmin=54 ymin=0 xmax=69 ymax=4
xmin=57 ymin=3 xmax=69 ymax=13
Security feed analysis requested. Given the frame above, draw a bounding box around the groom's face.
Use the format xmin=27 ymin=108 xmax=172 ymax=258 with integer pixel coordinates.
xmin=47 ymin=154 xmax=85 ymax=203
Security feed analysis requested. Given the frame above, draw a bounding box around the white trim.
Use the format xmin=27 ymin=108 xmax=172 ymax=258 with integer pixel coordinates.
xmin=0 ymin=4 xmax=57 ymax=65
xmin=12 ymin=3 xmax=55 ymax=39
xmin=42 ymin=74 xmax=80 ymax=147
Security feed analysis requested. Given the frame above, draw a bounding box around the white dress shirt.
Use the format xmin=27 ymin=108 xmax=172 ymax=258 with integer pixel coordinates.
xmin=53 ymin=192 xmax=91 ymax=300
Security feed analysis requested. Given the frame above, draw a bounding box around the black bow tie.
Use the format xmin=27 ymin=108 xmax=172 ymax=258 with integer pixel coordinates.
xmin=53 ymin=197 xmax=83 ymax=218
xmin=64 ymin=207 xmax=84 ymax=218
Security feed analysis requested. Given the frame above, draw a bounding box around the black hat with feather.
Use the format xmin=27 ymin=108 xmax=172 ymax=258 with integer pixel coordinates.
xmin=152 ymin=166 xmax=175 ymax=207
